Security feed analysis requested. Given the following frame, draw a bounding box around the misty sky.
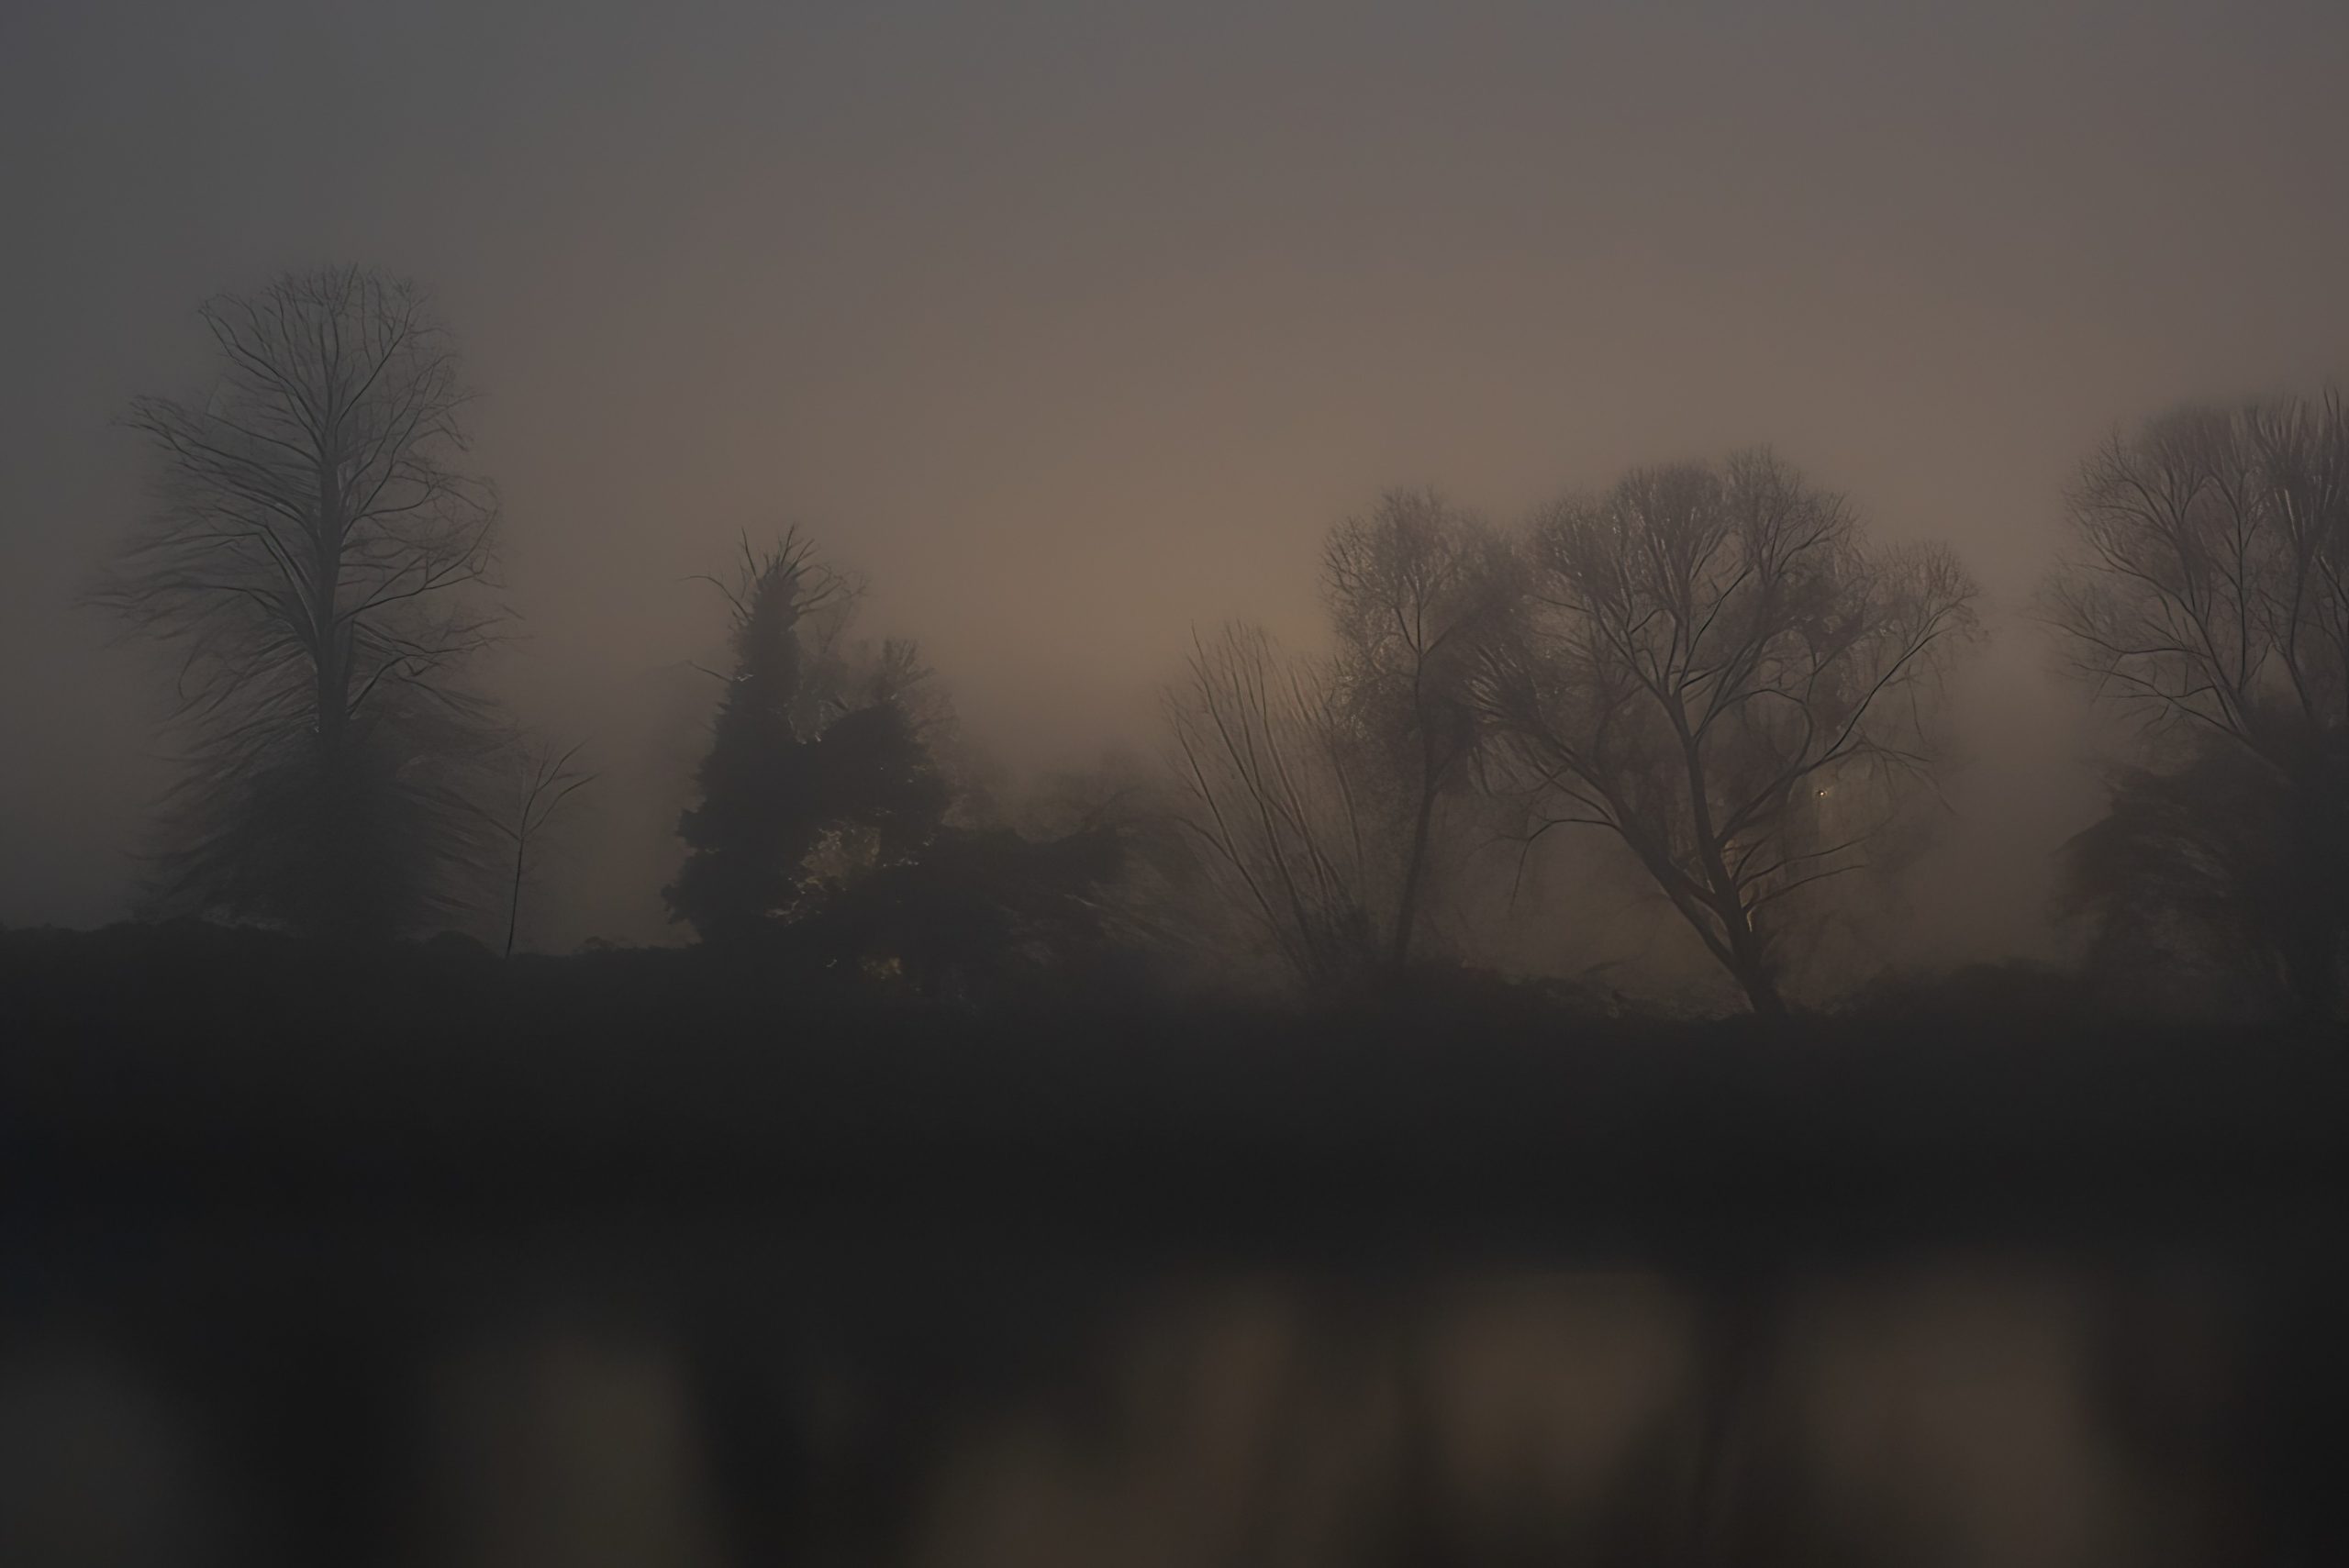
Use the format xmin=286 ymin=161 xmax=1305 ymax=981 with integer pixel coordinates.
xmin=5 ymin=0 xmax=2347 ymax=949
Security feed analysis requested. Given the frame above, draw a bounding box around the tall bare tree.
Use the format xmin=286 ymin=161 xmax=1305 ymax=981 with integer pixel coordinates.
xmin=94 ymin=266 xmax=504 ymax=938
xmin=1164 ymin=624 xmax=1388 ymax=990
xmin=1477 ymin=450 xmax=1978 ymax=1015
xmin=1322 ymin=489 xmax=1512 ymax=966
xmin=2043 ymin=390 xmax=2349 ymax=1016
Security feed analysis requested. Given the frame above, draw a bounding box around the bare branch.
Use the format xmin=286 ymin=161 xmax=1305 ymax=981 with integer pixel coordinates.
xmin=90 ymin=266 xmax=507 ymax=938
xmin=1475 ymin=449 xmax=1981 ymax=1012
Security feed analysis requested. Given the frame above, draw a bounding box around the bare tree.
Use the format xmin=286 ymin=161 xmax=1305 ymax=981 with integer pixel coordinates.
xmin=1477 ymin=450 xmax=1978 ymax=1015
xmin=92 ymin=266 xmax=504 ymax=938
xmin=1163 ymin=624 xmax=1388 ymax=991
xmin=478 ymin=739 xmax=597 ymax=958
xmin=2043 ymin=390 xmax=2349 ymax=1016
xmin=1322 ymin=489 xmax=1513 ymax=967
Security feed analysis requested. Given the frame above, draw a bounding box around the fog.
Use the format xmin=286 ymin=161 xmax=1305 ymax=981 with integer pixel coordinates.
xmin=6 ymin=0 xmax=2347 ymax=965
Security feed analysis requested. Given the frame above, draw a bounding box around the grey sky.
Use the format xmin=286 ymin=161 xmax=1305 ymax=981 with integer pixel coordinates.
xmin=6 ymin=0 xmax=2346 ymax=944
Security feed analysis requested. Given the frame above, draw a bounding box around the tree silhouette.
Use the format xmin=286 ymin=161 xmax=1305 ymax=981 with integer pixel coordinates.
xmin=1157 ymin=495 xmax=1511 ymax=993
xmin=1476 ymin=450 xmax=1978 ymax=1015
xmin=1163 ymin=623 xmax=1389 ymax=991
xmin=2061 ymin=730 xmax=2349 ymax=1017
xmin=92 ymin=266 xmax=503 ymax=939
xmin=803 ymin=824 xmax=1126 ymax=997
xmin=665 ymin=534 xmax=951 ymax=945
xmin=476 ymin=738 xmax=596 ymax=958
xmin=2044 ymin=389 xmax=2349 ymax=1017
xmin=1322 ymin=490 xmax=1513 ymax=968
xmin=1014 ymin=747 xmax=1218 ymax=982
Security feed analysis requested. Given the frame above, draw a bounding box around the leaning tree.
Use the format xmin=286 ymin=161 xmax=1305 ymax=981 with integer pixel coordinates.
xmin=1477 ymin=450 xmax=1978 ymax=1015
xmin=2043 ymin=390 xmax=2349 ymax=1017
xmin=95 ymin=266 xmax=505 ymax=939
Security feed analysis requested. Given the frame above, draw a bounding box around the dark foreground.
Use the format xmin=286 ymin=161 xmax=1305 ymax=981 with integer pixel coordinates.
xmin=2 ymin=922 xmax=2345 ymax=1566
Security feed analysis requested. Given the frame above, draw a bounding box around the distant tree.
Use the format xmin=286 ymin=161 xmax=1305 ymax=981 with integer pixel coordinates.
xmin=93 ymin=266 xmax=503 ymax=938
xmin=666 ymin=533 xmax=845 ymax=942
xmin=2059 ymin=733 xmax=2347 ymax=1016
xmin=1019 ymin=745 xmax=1163 ymax=841
xmin=1156 ymin=494 xmax=1512 ymax=993
xmin=1016 ymin=747 xmax=1213 ymax=978
xmin=665 ymin=534 xmax=951 ymax=945
xmin=1476 ymin=450 xmax=1978 ymax=1015
xmin=1322 ymin=489 xmax=1514 ymax=967
xmin=802 ymin=824 xmax=1126 ymax=997
xmin=1163 ymin=623 xmax=1389 ymax=990
xmin=476 ymin=738 xmax=596 ymax=958
xmin=2043 ymin=390 xmax=2349 ymax=1017
xmin=803 ymin=645 xmax=957 ymax=865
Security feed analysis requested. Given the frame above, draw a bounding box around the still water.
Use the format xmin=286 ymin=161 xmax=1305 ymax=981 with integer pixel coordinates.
xmin=2 ymin=1217 xmax=2333 ymax=1567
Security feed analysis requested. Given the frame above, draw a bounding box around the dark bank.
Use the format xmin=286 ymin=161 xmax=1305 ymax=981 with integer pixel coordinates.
xmin=5 ymin=924 xmax=2347 ymax=1566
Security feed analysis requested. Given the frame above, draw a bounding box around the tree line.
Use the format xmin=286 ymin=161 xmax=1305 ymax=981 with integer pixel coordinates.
xmin=91 ymin=266 xmax=2349 ymax=1020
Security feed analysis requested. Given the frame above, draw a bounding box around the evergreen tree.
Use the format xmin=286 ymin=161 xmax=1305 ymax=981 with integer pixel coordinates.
xmin=665 ymin=535 xmax=950 ymax=945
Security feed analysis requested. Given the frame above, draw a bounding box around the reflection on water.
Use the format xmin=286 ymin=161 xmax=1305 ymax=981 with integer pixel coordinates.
xmin=895 ymin=1262 xmax=2263 ymax=1568
xmin=0 ymin=1238 xmax=2328 ymax=1566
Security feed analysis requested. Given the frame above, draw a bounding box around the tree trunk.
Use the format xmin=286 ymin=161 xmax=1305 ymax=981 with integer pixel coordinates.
xmin=1712 ymin=888 xmax=1784 ymax=1018
xmin=1389 ymin=779 xmax=1440 ymax=971
xmin=309 ymin=459 xmax=353 ymax=938
xmin=1673 ymin=728 xmax=1785 ymax=1017
xmin=313 ymin=455 xmax=348 ymax=760
xmin=1735 ymin=965 xmax=1787 ymax=1018
xmin=504 ymin=831 xmax=527 ymax=959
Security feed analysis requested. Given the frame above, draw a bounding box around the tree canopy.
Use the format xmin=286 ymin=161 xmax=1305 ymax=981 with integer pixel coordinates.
xmin=95 ymin=266 xmax=504 ymax=939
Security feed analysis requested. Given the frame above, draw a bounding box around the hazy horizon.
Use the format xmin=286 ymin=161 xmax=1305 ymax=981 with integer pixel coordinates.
xmin=6 ymin=0 xmax=2347 ymax=966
